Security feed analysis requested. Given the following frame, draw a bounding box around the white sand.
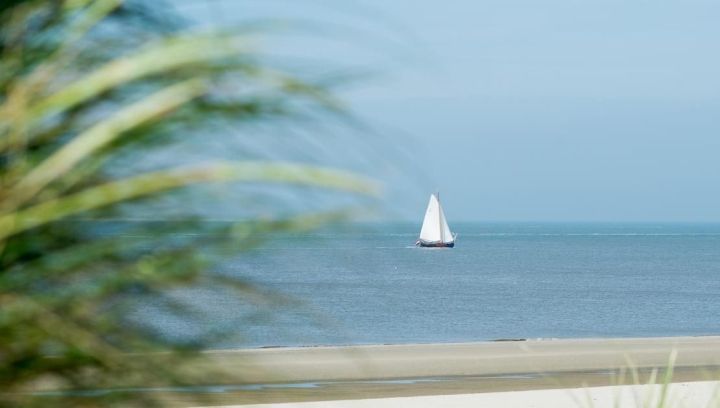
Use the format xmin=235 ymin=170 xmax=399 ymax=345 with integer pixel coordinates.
xmin=196 ymin=380 xmax=720 ymax=408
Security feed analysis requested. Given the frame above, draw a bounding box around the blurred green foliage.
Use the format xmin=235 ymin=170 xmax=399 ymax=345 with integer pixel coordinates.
xmin=0 ymin=0 xmax=378 ymax=406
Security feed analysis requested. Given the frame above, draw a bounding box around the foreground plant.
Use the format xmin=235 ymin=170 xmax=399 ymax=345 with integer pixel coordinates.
xmin=575 ymin=351 xmax=720 ymax=408
xmin=0 ymin=0 xmax=377 ymax=406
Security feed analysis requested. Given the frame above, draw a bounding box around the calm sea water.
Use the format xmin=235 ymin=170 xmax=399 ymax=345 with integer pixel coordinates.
xmin=137 ymin=223 xmax=720 ymax=347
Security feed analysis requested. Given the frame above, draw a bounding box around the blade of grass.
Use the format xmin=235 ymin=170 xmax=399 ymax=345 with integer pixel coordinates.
xmin=645 ymin=368 xmax=659 ymax=408
xmin=625 ymin=355 xmax=645 ymax=408
xmin=27 ymin=33 xmax=249 ymax=121
xmin=582 ymin=382 xmax=596 ymax=408
xmin=614 ymin=367 xmax=627 ymax=408
xmin=0 ymin=0 xmax=122 ymax=151
xmin=657 ymin=349 xmax=678 ymax=408
xmin=706 ymin=381 xmax=720 ymax=408
xmin=8 ymin=78 xmax=208 ymax=207
xmin=0 ymin=161 xmax=379 ymax=241
xmin=63 ymin=0 xmax=123 ymax=46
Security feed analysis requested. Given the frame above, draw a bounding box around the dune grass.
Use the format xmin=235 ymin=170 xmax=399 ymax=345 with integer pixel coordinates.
xmin=574 ymin=351 xmax=720 ymax=408
xmin=0 ymin=1 xmax=377 ymax=406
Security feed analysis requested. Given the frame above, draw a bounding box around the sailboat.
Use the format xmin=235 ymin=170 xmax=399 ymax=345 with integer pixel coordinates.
xmin=416 ymin=193 xmax=456 ymax=247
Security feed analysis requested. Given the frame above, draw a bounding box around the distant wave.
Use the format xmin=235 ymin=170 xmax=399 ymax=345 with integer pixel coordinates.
xmin=280 ymin=232 xmax=720 ymax=238
xmin=462 ymin=233 xmax=720 ymax=237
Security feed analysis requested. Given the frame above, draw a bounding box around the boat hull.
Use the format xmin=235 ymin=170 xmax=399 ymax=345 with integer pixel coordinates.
xmin=416 ymin=240 xmax=455 ymax=248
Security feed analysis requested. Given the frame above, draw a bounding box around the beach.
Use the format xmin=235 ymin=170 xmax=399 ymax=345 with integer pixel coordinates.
xmin=164 ymin=336 xmax=720 ymax=407
xmin=199 ymin=381 xmax=720 ymax=408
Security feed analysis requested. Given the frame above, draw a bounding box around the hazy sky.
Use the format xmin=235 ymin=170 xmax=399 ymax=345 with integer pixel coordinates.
xmin=178 ymin=1 xmax=720 ymax=222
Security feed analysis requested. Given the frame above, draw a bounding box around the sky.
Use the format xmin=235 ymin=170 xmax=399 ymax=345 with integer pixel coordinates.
xmin=176 ymin=0 xmax=720 ymax=222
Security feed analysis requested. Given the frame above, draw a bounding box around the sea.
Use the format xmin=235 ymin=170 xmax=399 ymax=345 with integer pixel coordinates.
xmin=136 ymin=222 xmax=720 ymax=348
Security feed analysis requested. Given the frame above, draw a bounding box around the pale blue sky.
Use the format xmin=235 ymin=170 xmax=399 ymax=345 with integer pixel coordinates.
xmin=177 ymin=0 xmax=720 ymax=222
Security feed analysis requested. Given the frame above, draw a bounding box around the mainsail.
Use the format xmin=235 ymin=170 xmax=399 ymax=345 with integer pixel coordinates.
xmin=418 ymin=193 xmax=454 ymax=244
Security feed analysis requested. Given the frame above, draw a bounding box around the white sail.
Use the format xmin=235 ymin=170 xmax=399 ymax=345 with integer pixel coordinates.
xmin=419 ymin=193 xmax=454 ymax=244
xmin=438 ymin=202 xmax=453 ymax=243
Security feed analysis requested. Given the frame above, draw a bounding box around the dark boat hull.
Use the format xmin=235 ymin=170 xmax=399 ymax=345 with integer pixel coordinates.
xmin=416 ymin=240 xmax=455 ymax=248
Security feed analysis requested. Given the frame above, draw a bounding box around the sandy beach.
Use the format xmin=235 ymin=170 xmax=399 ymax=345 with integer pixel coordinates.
xmin=194 ymin=381 xmax=720 ymax=408
xmin=155 ymin=336 xmax=720 ymax=407
xmin=202 ymin=336 xmax=720 ymax=383
xmin=196 ymin=381 xmax=720 ymax=408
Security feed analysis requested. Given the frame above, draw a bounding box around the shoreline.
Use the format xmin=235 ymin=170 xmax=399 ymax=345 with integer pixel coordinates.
xmin=221 ymin=333 xmax=720 ymax=351
xmin=169 ymin=335 xmax=720 ymax=406
xmin=201 ymin=335 xmax=720 ymax=383
xmin=30 ymin=336 xmax=720 ymax=406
